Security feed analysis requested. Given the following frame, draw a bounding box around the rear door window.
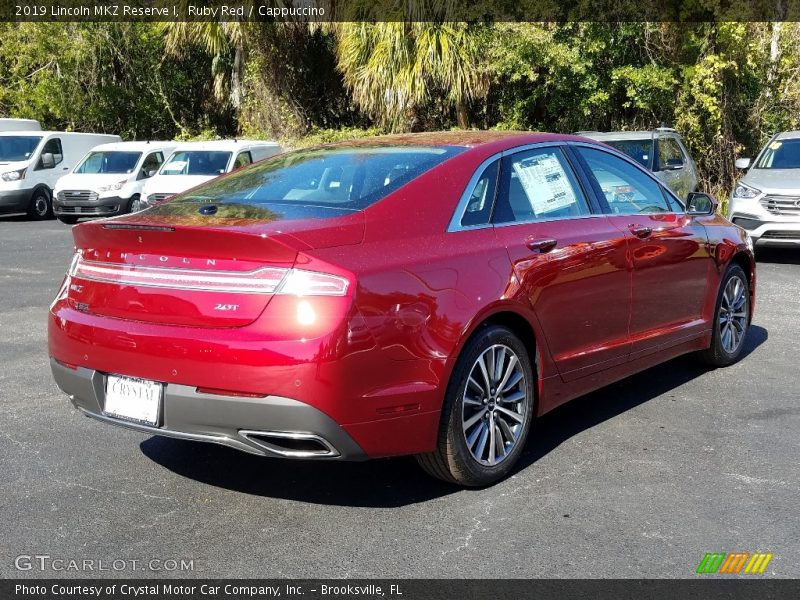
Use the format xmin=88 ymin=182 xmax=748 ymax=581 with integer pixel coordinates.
xmin=493 ymin=147 xmax=590 ymax=224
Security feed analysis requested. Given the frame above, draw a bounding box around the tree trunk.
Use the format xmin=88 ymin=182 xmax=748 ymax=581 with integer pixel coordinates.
xmin=456 ymin=100 xmax=470 ymax=129
xmin=230 ymin=40 xmax=245 ymax=109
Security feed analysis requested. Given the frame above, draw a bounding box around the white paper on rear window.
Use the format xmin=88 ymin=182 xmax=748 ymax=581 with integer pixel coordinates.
xmin=512 ymin=153 xmax=579 ymax=215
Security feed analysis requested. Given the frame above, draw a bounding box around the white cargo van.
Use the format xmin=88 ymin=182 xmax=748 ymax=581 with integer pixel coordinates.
xmin=0 ymin=118 xmax=41 ymax=132
xmin=138 ymin=139 xmax=281 ymax=210
xmin=0 ymin=131 xmax=120 ymax=219
xmin=52 ymin=141 xmax=176 ymax=224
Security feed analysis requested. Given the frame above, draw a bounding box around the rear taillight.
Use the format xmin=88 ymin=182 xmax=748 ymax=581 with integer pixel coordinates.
xmin=277 ymin=269 xmax=349 ymax=296
xmin=68 ymin=255 xmax=349 ymax=297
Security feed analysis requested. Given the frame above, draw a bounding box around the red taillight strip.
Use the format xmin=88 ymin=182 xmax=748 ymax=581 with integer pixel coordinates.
xmin=71 ymin=258 xmax=288 ymax=294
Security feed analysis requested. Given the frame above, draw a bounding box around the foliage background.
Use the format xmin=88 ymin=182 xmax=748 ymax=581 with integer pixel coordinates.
xmin=1 ymin=21 xmax=798 ymax=203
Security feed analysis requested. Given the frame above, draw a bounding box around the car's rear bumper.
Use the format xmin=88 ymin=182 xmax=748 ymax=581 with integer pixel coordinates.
xmin=48 ymin=304 xmax=443 ymax=458
xmin=51 ymin=358 xmax=368 ymax=460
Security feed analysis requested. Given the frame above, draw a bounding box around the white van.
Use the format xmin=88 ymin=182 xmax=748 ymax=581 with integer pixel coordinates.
xmin=0 ymin=118 xmax=41 ymax=132
xmin=138 ymin=139 xmax=281 ymax=210
xmin=0 ymin=131 xmax=120 ymax=219
xmin=52 ymin=141 xmax=176 ymax=224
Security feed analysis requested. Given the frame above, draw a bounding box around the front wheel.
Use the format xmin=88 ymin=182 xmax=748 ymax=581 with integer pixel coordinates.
xmin=698 ymin=263 xmax=750 ymax=367
xmin=27 ymin=188 xmax=52 ymax=220
xmin=416 ymin=325 xmax=534 ymax=486
xmin=57 ymin=215 xmax=79 ymax=225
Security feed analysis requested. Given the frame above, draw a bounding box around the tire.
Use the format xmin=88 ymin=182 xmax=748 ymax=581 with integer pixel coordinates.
xmin=125 ymin=194 xmax=140 ymax=214
xmin=27 ymin=188 xmax=52 ymax=220
xmin=57 ymin=216 xmax=79 ymax=225
xmin=416 ymin=325 xmax=535 ymax=487
xmin=697 ymin=263 xmax=750 ymax=367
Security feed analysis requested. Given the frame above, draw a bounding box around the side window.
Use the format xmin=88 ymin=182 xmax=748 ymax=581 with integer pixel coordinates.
xmin=578 ymin=147 xmax=672 ymax=215
xmin=234 ymin=151 xmax=253 ymax=169
xmin=39 ymin=138 xmax=63 ymax=168
xmin=141 ymin=152 xmax=163 ymax=177
xmin=459 ymin=160 xmax=499 ymax=227
xmin=493 ymin=147 xmax=589 ymax=224
xmin=657 ymin=137 xmax=684 ymax=170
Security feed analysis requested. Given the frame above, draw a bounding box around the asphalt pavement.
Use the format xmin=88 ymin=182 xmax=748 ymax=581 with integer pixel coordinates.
xmin=0 ymin=217 xmax=798 ymax=578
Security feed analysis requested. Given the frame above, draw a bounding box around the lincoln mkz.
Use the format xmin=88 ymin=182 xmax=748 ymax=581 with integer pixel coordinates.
xmin=49 ymin=132 xmax=755 ymax=486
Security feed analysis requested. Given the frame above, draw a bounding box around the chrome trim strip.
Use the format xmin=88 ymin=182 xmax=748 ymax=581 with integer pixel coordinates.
xmin=239 ymin=429 xmax=340 ymax=458
xmin=446 ymin=153 xmax=503 ymax=233
xmin=75 ymin=404 xmax=265 ymax=456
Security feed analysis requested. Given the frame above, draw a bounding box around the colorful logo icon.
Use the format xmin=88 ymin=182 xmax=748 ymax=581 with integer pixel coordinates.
xmin=696 ymin=552 xmax=773 ymax=574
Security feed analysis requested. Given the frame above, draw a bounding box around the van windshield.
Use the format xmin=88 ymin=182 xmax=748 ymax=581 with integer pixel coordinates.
xmin=75 ymin=151 xmax=142 ymax=174
xmin=160 ymin=151 xmax=232 ymax=176
xmin=0 ymin=136 xmax=42 ymax=162
xmin=755 ymin=139 xmax=800 ymax=169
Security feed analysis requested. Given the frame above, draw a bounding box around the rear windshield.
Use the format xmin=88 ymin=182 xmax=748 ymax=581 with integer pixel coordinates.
xmin=161 ymin=151 xmax=232 ymax=176
xmin=0 ymin=135 xmax=42 ymax=162
xmin=75 ymin=151 xmax=142 ymax=174
xmin=755 ymin=138 xmax=800 ymax=169
xmin=165 ymin=145 xmax=464 ymax=212
xmin=603 ymin=139 xmax=653 ymax=169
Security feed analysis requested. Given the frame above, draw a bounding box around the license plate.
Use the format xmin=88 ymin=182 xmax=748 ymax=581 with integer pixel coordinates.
xmin=104 ymin=375 xmax=163 ymax=426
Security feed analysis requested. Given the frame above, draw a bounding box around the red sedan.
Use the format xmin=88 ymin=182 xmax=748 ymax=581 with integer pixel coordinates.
xmin=48 ymin=132 xmax=755 ymax=486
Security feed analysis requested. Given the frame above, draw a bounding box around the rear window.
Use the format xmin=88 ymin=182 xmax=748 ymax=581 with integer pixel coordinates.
xmin=166 ymin=145 xmax=464 ymax=212
xmin=603 ymin=139 xmax=653 ymax=169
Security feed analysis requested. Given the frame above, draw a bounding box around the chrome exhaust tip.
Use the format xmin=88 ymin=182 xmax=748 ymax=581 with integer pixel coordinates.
xmin=239 ymin=430 xmax=340 ymax=458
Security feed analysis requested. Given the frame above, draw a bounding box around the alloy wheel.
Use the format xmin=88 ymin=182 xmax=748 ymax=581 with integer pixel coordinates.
xmin=462 ymin=344 xmax=528 ymax=466
xmin=719 ymin=274 xmax=748 ymax=354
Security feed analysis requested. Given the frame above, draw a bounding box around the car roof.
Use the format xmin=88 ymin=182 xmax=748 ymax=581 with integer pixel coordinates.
xmin=579 ymin=131 xmax=665 ymax=141
xmin=317 ymin=131 xmax=592 ymax=150
xmin=775 ymin=131 xmax=800 ymax=140
xmin=171 ymin=139 xmax=280 ymax=151
xmin=0 ymin=131 xmax=119 ymax=138
xmin=87 ymin=141 xmax=175 ymax=152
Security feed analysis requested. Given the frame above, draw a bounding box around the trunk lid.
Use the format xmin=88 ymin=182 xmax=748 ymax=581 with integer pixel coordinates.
xmin=68 ymin=208 xmax=363 ymax=328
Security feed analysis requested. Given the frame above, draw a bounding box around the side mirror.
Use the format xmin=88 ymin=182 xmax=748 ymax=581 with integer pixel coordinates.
xmin=686 ymin=192 xmax=718 ymax=215
xmin=735 ymin=157 xmax=751 ymax=170
xmin=40 ymin=152 xmax=55 ymax=169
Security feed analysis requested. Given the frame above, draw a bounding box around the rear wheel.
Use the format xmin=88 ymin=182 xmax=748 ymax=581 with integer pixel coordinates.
xmin=27 ymin=188 xmax=52 ymax=220
xmin=416 ymin=325 xmax=534 ymax=486
xmin=698 ymin=263 xmax=750 ymax=367
xmin=57 ymin=216 xmax=79 ymax=225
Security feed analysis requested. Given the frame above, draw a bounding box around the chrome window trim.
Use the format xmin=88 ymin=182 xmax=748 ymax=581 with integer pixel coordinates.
xmin=446 ymin=153 xmax=503 ymax=232
xmin=448 ymin=141 xmax=595 ymax=232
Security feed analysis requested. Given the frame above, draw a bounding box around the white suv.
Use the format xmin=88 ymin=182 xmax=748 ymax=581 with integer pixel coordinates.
xmin=730 ymin=131 xmax=800 ymax=246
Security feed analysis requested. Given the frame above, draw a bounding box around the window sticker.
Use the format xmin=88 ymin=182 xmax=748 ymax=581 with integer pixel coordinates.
xmin=769 ymin=141 xmax=783 ymax=150
xmin=512 ymin=153 xmax=577 ymax=214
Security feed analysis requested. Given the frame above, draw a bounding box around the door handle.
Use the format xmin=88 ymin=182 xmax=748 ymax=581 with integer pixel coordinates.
xmin=629 ymin=225 xmax=652 ymax=238
xmin=526 ymin=238 xmax=557 ymax=253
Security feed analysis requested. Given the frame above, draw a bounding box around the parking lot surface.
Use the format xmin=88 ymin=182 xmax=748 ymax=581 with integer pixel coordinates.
xmin=0 ymin=217 xmax=798 ymax=578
